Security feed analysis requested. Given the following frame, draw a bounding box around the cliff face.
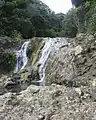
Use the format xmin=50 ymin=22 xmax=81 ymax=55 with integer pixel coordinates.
xmin=45 ymin=33 xmax=96 ymax=88
xmin=0 ymin=34 xmax=96 ymax=120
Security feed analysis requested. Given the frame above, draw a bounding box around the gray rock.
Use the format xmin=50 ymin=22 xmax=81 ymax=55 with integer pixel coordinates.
xmin=75 ymin=45 xmax=83 ymax=56
xmin=45 ymin=34 xmax=96 ymax=88
xmin=0 ymin=35 xmax=96 ymax=120
xmin=0 ymin=85 xmax=96 ymax=120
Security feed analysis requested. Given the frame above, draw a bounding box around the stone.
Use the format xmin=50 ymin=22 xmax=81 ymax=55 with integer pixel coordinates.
xmin=92 ymin=79 xmax=96 ymax=86
xmin=20 ymin=85 xmax=40 ymax=95
xmin=75 ymin=88 xmax=81 ymax=96
xmin=75 ymin=45 xmax=83 ymax=56
xmin=88 ymin=35 xmax=94 ymax=41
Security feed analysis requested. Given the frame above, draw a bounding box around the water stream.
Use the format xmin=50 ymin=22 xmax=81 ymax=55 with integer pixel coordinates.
xmin=36 ymin=38 xmax=68 ymax=85
xmin=14 ymin=41 xmax=30 ymax=73
xmin=36 ymin=38 xmax=54 ymax=85
xmin=14 ymin=38 xmax=68 ymax=86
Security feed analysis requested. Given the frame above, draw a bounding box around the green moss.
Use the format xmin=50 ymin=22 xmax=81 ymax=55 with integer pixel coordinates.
xmin=32 ymin=46 xmax=41 ymax=65
xmin=27 ymin=38 xmax=44 ymax=65
xmin=21 ymin=72 xmax=29 ymax=80
xmin=31 ymin=38 xmax=43 ymax=53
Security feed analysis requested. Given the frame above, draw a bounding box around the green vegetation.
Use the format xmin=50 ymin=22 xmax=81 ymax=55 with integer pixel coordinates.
xmin=0 ymin=52 xmax=16 ymax=72
xmin=0 ymin=0 xmax=65 ymax=38
xmin=62 ymin=0 xmax=96 ymax=37
xmin=61 ymin=9 xmax=78 ymax=38
xmin=27 ymin=38 xmax=43 ymax=65
xmin=0 ymin=0 xmax=96 ymax=38
xmin=77 ymin=0 xmax=96 ymax=34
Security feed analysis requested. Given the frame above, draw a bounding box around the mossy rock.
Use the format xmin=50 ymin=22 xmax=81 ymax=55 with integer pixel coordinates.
xmin=27 ymin=38 xmax=44 ymax=66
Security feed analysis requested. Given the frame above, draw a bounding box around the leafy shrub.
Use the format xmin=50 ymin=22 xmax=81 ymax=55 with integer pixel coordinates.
xmin=0 ymin=52 xmax=16 ymax=72
xmin=76 ymin=0 xmax=96 ymax=34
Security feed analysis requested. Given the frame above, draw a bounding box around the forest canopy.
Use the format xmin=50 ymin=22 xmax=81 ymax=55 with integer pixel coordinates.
xmin=0 ymin=0 xmax=96 ymax=38
xmin=0 ymin=0 xmax=65 ymax=38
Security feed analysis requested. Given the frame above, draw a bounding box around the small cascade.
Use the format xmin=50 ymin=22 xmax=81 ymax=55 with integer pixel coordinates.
xmin=14 ymin=41 xmax=30 ymax=73
xmin=37 ymin=38 xmax=54 ymax=85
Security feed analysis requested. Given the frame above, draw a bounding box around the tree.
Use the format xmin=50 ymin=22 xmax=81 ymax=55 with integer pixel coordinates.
xmin=71 ymin=0 xmax=84 ymax=6
xmin=61 ymin=9 xmax=78 ymax=37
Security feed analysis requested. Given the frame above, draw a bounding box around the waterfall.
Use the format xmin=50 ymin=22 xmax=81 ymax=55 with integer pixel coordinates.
xmin=36 ymin=38 xmax=68 ymax=85
xmin=14 ymin=41 xmax=30 ymax=73
xmin=37 ymin=38 xmax=54 ymax=85
xmin=14 ymin=38 xmax=68 ymax=86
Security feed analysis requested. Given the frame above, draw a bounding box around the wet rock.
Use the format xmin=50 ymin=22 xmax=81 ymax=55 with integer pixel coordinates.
xmin=4 ymin=80 xmax=16 ymax=89
xmin=28 ymin=69 xmax=40 ymax=81
xmin=19 ymin=69 xmax=29 ymax=74
xmin=12 ymin=73 xmax=21 ymax=80
xmin=20 ymin=85 xmax=40 ymax=95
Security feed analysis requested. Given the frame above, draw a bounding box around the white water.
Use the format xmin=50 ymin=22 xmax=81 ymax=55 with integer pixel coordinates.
xmin=36 ymin=38 xmax=68 ymax=85
xmin=37 ymin=38 xmax=54 ymax=84
xmin=14 ymin=41 xmax=30 ymax=73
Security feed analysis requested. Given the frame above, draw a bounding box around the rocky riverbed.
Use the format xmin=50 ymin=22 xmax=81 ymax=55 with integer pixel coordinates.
xmin=0 ymin=34 xmax=96 ymax=120
xmin=0 ymin=84 xmax=96 ymax=120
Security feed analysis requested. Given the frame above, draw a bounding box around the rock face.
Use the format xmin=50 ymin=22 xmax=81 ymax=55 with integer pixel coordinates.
xmin=45 ymin=34 xmax=96 ymax=87
xmin=45 ymin=46 xmax=76 ymax=86
xmin=0 ymin=34 xmax=96 ymax=120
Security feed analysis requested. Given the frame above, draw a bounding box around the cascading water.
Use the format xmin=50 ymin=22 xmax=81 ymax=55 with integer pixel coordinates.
xmin=14 ymin=38 xmax=68 ymax=86
xmin=36 ymin=38 xmax=68 ymax=85
xmin=36 ymin=38 xmax=54 ymax=85
xmin=14 ymin=41 xmax=30 ymax=73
